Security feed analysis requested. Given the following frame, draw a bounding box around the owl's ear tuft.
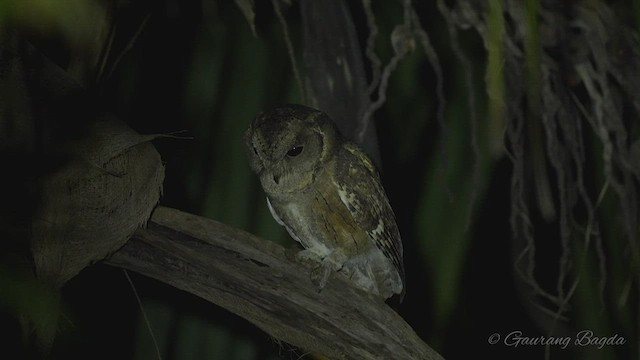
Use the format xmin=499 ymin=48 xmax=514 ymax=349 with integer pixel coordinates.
xmin=247 ymin=152 xmax=264 ymax=173
xmin=243 ymin=123 xmax=254 ymax=146
xmin=244 ymin=127 xmax=264 ymax=174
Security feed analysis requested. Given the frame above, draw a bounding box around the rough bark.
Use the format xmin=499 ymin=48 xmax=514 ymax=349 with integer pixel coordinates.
xmin=106 ymin=206 xmax=443 ymax=360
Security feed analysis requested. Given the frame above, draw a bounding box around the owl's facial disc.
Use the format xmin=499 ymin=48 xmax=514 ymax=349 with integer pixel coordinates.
xmin=250 ymin=116 xmax=310 ymax=164
xmin=246 ymin=105 xmax=340 ymax=195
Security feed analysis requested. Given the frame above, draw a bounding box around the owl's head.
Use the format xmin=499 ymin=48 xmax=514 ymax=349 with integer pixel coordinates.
xmin=245 ymin=105 xmax=340 ymax=195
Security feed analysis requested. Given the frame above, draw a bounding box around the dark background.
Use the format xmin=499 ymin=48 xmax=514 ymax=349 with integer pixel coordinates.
xmin=1 ymin=0 xmax=637 ymax=359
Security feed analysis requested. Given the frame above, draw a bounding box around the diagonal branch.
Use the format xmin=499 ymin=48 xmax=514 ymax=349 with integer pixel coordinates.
xmin=105 ymin=206 xmax=443 ymax=360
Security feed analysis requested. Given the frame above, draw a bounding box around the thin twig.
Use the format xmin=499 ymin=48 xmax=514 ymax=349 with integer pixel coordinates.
xmin=105 ymin=14 xmax=151 ymax=81
xmin=123 ymin=269 xmax=162 ymax=360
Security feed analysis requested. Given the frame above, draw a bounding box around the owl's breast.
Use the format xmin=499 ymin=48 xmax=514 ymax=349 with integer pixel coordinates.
xmin=270 ymin=168 xmax=373 ymax=257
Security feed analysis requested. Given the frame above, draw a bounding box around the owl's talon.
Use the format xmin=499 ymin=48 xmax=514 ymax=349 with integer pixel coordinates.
xmin=323 ymin=249 xmax=347 ymax=272
xmin=295 ymin=249 xmax=322 ymax=264
xmin=309 ymin=263 xmax=331 ymax=291
xmin=298 ymin=249 xmax=347 ymax=291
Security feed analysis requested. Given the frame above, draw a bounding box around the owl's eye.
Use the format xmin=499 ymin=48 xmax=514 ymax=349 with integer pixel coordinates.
xmin=286 ymin=145 xmax=304 ymax=157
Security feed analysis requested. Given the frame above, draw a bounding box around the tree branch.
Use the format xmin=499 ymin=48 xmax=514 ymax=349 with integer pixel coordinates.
xmin=105 ymin=206 xmax=443 ymax=360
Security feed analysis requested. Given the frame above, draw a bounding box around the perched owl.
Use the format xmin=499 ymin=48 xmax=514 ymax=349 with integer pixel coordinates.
xmin=245 ymin=104 xmax=404 ymax=299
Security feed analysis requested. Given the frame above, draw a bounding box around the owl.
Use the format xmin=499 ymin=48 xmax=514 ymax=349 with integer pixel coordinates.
xmin=245 ymin=104 xmax=404 ymax=299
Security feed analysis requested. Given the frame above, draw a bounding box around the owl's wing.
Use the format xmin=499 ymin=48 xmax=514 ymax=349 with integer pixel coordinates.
xmin=335 ymin=143 xmax=405 ymax=282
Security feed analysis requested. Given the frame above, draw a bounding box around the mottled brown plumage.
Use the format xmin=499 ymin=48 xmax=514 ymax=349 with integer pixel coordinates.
xmin=245 ymin=104 xmax=404 ymax=299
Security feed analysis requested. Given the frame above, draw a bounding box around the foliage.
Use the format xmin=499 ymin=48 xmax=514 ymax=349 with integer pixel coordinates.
xmin=0 ymin=0 xmax=638 ymax=359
